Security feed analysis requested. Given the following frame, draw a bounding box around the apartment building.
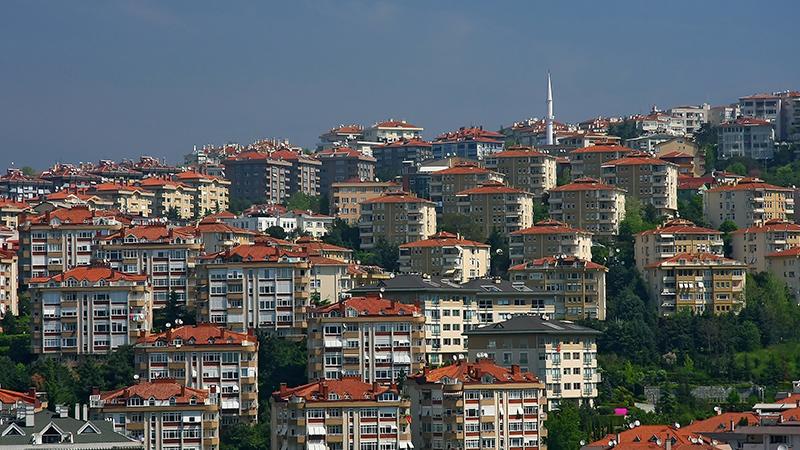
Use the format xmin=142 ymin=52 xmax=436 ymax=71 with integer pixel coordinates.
xmin=569 ymin=144 xmax=634 ymax=179
xmin=309 ymin=255 xmax=352 ymax=305
xmin=318 ymin=124 xmax=365 ymax=150
xmin=398 ymin=231 xmax=490 ymax=283
xmin=0 ymin=249 xmax=18 ymax=316
xmin=548 ymin=177 xmax=626 ymax=237
xmin=601 ymin=153 xmax=678 ymax=217
xmin=134 ymin=324 xmax=258 ymax=425
xmin=316 ymin=147 xmax=377 ymax=197
xmin=508 ymin=256 xmax=607 ymax=321
xmin=89 ymin=183 xmax=154 ymax=217
xmin=667 ymin=104 xmax=710 ymax=136
xmin=655 ymin=138 xmax=705 ymax=177
xmin=704 ymin=178 xmax=795 ymax=229
xmin=0 ymin=168 xmax=53 ymax=201
xmin=307 ymin=296 xmax=425 ymax=384
xmin=766 ymin=247 xmax=800 ymax=299
xmin=634 ymin=218 xmax=724 ymax=273
xmin=455 ymin=181 xmax=534 ymax=239
xmin=139 ymin=178 xmax=197 ymax=219
xmin=222 ymin=152 xmax=291 ymax=205
xmin=429 ymin=164 xmax=504 ymax=215
xmin=363 ymin=119 xmax=424 ymax=143
xmin=196 ymin=243 xmax=310 ymax=337
xmin=30 ymin=266 xmax=152 ymax=357
xmin=407 ymin=359 xmax=547 ymax=450
xmin=509 ymin=219 xmax=593 ymax=265
xmin=738 ymin=93 xmax=782 ymax=137
xmin=0 ymin=198 xmax=30 ymax=230
xmin=96 ymin=225 xmax=202 ymax=309
xmin=432 ymin=126 xmax=505 ymax=160
xmin=483 ymin=147 xmax=557 ymax=198
xmin=296 ymin=236 xmax=354 ymax=262
xmin=91 ymin=379 xmax=220 ymax=450
xmin=718 ymin=117 xmax=775 ymax=160
xmin=175 ymin=172 xmax=230 ymax=216
xmin=330 ymin=179 xmax=402 ymax=225
xmin=19 ymin=206 xmax=127 ymax=281
xmin=372 ymin=138 xmax=433 ymax=178
xmin=465 ymin=314 xmax=601 ymax=407
xmin=731 ymin=219 xmax=800 ymax=272
xmin=644 ymin=253 xmax=747 ymax=316
xmin=179 ymin=219 xmax=256 ymax=254
xmin=359 ymin=192 xmax=437 ymax=250
xmin=270 ymin=149 xmax=322 ymax=197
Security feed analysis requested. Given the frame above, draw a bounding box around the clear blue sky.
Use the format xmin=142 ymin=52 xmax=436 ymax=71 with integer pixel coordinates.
xmin=1 ymin=0 xmax=798 ymax=169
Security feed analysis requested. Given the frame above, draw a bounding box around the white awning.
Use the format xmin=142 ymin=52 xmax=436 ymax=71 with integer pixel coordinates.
xmin=395 ymin=338 xmax=411 ymax=345
xmin=480 ymin=405 xmax=496 ymax=416
xmin=324 ymin=339 xmax=343 ymax=348
xmin=306 ymin=425 xmax=327 ymax=435
xmin=374 ymin=335 xmax=392 ymax=345
xmin=514 ymin=406 xmax=524 ymax=416
xmin=393 ymin=353 xmax=412 ymax=364
xmin=400 ymin=442 xmax=414 ymax=449
xmin=307 ymin=443 xmax=326 ymax=450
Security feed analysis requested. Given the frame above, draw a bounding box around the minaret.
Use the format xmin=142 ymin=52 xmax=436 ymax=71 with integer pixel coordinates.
xmin=546 ymin=72 xmax=554 ymax=145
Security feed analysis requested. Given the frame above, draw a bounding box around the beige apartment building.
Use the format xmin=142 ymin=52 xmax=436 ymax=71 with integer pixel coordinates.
xmin=484 ymin=146 xmax=557 ymax=198
xmin=654 ymin=138 xmax=705 ymax=177
xmin=359 ymin=192 xmax=437 ymax=249
xmin=0 ymin=198 xmax=30 ymax=230
xmin=139 ymin=177 xmax=197 ymax=219
xmin=96 ymin=225 xmax=203 ymax=309
xmin=407 ymin=359 xmax=547 ymax=450
xmin=466 ymin=314 xmax=601 ymax=407
xmin=134 ymin=324 xmax=259 ymax=425
xmin=90 ymin=379 xmax=220 ymax=450
xmin=509 ymin=219 xmax=593 ymax=265
xmin=309 ymin=255 xmax=352 ymax=305
xmin=644 ymin=253 xmax=747 ymax=316
xmin=569 ymin=144 xmax=634 ymax=179
xmin=508 ymin=255 xmax=608 ymax=321
xmin=19 ymin=206 xmax=127 ymax=281
xmin=601 ymin=154 xmax=678 ymax=217
xmin=398 ymin=231 xmax=490 ymax=283
xmin=731 ymin=219 xmax=800 ymax=272
xmin=90 ymin=183 xmax=155 ymax=217
xmin=176 ymin=171 xmax=231 ymax=216
xmin=330 ymin=179 xmax=401 ymax=225
xmin=307 ymin=296 xmax=425 ymax=384
xmin=704 ymin=178 xmax=795 ymax=229
xmin=0 ymin=249 xmax=18 ymax=316
xmin=766 ymin=247 xmax=800 ymax=299
xmin=271 ymin=378 xmax=412 ymax=450
xmin=634 ymin=218 xmax=724 ymax=273
xmin=430 ymin=164 xmax=504 ymax=214
xmin=30 ymin=266 xmax=152 ymax=357
xmin=196 ymin=243 xmax=310 ymax=337
xmin=548 ymin=177 xmax=626 ymax=237
xmin=179 ymin=219 xmax=256 ymax=254
xmin=455 ymin=181 xmax=535 ymax=240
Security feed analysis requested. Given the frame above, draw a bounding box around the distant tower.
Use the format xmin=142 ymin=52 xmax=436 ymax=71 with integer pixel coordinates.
xmin=546 ymin=72 xmax=554 ymax=146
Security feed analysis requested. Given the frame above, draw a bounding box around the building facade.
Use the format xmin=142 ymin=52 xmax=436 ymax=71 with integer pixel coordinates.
xmin=359 ymin=192 xmax=437 ymax=250
xmin=484 ymin=147 xmax=557 ymax=198
xmin=704 ymin=178 xmax=795 ymax=229
xmin=372 ymin=138 xmax=433 ymax=179
xmin=455 ymin=181 xmax=535 ymax=240
xmin=89 ymin=183 xmax=154 ymax=217
xmin=509 ymin=219 xmax=593 ymax=266
xmin=398 ymin=231 xmax=490 ymax=283
xmin=363 ymin=120 xmax=424 ymax=143
xmin=270 ymin=149 xmax=322 ymax=197
xmin=718 ymin=117 xmax=775 ymax=160
xmin=569 ymin=145 xmax=634 ymax=180
xmin=222 ymin=152 xmax=291 ymax=205
xmin=429 ymin=164 xmax=504 ymax=215
xmin=175 ymin=172 xmax=231 ymax=216
xmin=0 ymin=249 xmax=18 ymax=317
xmin=330 ymin=180 xmax=401 ymax=225
xmin=548 ymin=178 xmax=626 ymax=237
xmin=601 ymin=154 xmax=678 ymax=217
xmin=731 ymin=219 xmax=800 ymax=272
xmin=634 ymin=218 xmax=724 ymax=273
xmin=139 ymin=178 xmax=197 ymax=219
xmin=432 ymin=126 xmax=505 ymax=160
xmin=317 ymin=147 xmax=377 ymax=197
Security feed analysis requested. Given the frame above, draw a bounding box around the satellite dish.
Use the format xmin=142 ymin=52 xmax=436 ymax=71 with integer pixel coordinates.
xmin=133 ymin=374 xmax=140 ymax=380
xmin=580 ymin=441 xmax=586 ymax=446
xmin=634 ymin=420 xmax=641 ymax=427
xmin=629 ymin=423 xmax=635 ymax=429
xmin=674 ymin=423 xmax=680 ymax=429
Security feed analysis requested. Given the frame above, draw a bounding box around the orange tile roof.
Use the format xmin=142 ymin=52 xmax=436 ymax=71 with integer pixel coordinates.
xmin=492 ymin=146 xmax=551 ymax=158
xmin=511 ymin=219 xmax=589 ymax=235
xmin=707 ymin=178 xmax=792 ymax=192
xmin=721 ymin=117 xmax=772 ymax=127
xmin=28 ymin=206 xmax=128 ymax=226
xmin=509 ymin=255 xmax=607 ymax=271
xmin=730 ymin=219 xmax=800 ymax=235
xmin=176 ymin=171 xmax=227 ymax=182
xmin=767 ymin=246 xmax=800 ymax=258
xmin=570 ymin=144 xmax=635 ymax=154
xmin=317 ymin=147 xmax=377 ymax=161
xmin=588 ymin=424 xmax=714 ymax=450
xmin=681 ymin=412 xmax=758 ymax=434
xmin=550 ymin=177 xmax=620 ymax=192
xmin=645 ymin=252 xmax=745 ymax=269
xmin=374 ymin=120 xmax=421 ymax=129
xmin=273 ymin=377 xmax=398 ymax=402
xmin=138 ymin=323 xmax=256 ymax=346
xmin=139 ymin=177 xmax=192 ymax=189
xmin=103 ymin=225 xmax=196 ymax=242
xmin=434 ymin=127 xmax=504 ymax=142
xmin=379 ymin=138 xmax=432 ymax=148
xmin=677 ymin=176 xmax=713 ymax=190
xmin=183 ymin=221 xmax=257 ymax=235
xmin=457 ymin=181 xmax=526 ymax=195
xmin=31 ymin=266 xmax=147 ymax=284
xmin=432 ymin=164 xmax=491 ymax=176
xmin=91 ymin=182 xmax=151 ymax=194
xmin=100 ymin=379 xmax=208 ymax=403
xmin=0 ymin=199 xmax=31 ymax=210
xmin=601 ymin=156 xmax=674 ymax=167
xmin=411 ymin=359 xmax=540 ymax=384
xmin=313 ymin=295 xmax=419 ymax=316
xmin=361 ymin=191 xmax=434 ymax=204
xmin=295 ymin=236 xmax=352 ymax=254
xmin=203 ymin=243 xmax=305 ymax=263
xmin=636 ymin=219 xmax=722 ymax=236
xmin=0 ymin=388 xmax=39 ymax=407
xmin=399 ymin=231 xmax=489 ymax=249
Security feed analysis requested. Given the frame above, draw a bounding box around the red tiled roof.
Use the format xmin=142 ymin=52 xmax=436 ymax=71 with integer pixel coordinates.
xmin=434 ymin=127 xmax=504 ymax=142
xmin=677 ymin=176 xmax=713 ymax=190
xmin=379 ymin=138 xmax=432 ymax=148
xmin=329 ymin=125 xmax=363 ymax=134
xmin=550 ymin=177 xmax=620 ymax=192
xmin=588 ymin=425 xmax=714 ymax=450
xmin=374 ymin=120 xmax=421 ymax=129
xmin=313 ymin=296 xmax=419 ymax=316
xmin=681 ymin=412 xmax=758 ymax=434
xmin=659 ymin=151 xmax=694 ymax=159
xmin=636 ymin=219 xmax=721 ymax=236
xmin=399 ymin=231 xmax=489 ymax=249
xmin=740 ymin=93 xmax=780 ymax=100
xmin=28 ymin=206 xmax=128 ymax=226
xmin=31 ymin=266 xmax=147 ymax=284
xmin=722 ymin=117 xmax=772 ymax=127
xmin=731 ymin=219 xmax=800 ymax=235
xmin=492 ymin=146 xmax=551 ymax=158
xmin=0 ymin=388 xmax=38 ymax=407
xmin=0 ymin=199 xmax=31 ymax=210
xmin=570 ymin=144 xmax=635 ymax=154
xmin=317 ymin=147 xmax=377 ymax=162
xmin=273 ymin=377 xmax=398 ymax=402
xmin=138 ymin=323 xmax=256 ymax=346
xmin=601 ymin=156 xmax=673 ymax=167
xmin=139 ymin=178 xmax=192 ymax=189
xmin=432 ymin=164 xmax=492 ymax=176
xmin=183 ymin=221 xmax=257 ymax=235
xmin=103 ymin=225 xmax=196 ymax=242
xmin=457 ymin=181 xmax=526 ymax=195
xmin=411 ymin=359 xmax=540 ymax=384
xmin=176 ymin=171 xmax=227 ymax=183
xmin=361 ymin=191 xmax=434 ymax=204
xmin=767 ymin=246 xmax=800 ymax=258
xmin=645 ymin=252 xmax=745 ymax=269
xmin=509 ymin=255 xmax=606 ymax=271
xmin=511 ymin=219 xmax=589 ymax=235
xmin=100 ymin=379 xmax=208 ymax=403
xmin=295 ymin=236 xmax=352 ymax=254
xmin=706 ymin=178 xmax=792 ymax=193
xmin=203 ymin=243 xmax=304 ymax=263
xmin=91 ymin=182 xmax=151 ymax=194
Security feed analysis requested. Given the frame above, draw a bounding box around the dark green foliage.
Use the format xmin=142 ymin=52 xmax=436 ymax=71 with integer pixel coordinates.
xmin=545 ymin=401 xmax=587 ymax=450
xmin=719 ymin=220 xmax=738 ymax=257
xmin=152 ymin=291 xmax=196 ymax=332
xmin=285 ymin=192 xmax=321 ymax=213
xmin=725 ymin=162 xmax=747 ymax=176
xmin=323 ymin=219 xmax=360 ymax=250
xmin=438 ymin=213 xmax=483 ymax=242
xmin=357 ymin=239 xmax=400 ymax=272
xmin=607 ymin=120 xmax=642 ymax=140
xmin=229 ymin=197 xmax=254 ymax=215
xmin=533 ymin=198 xmax=549 ymax=223
xmin=265 ymin=225 xmax=287 ymax=240
xmin=487 ymin=228 xmax=510 ymax=278
xmin=677 ymin=195 xmax=706 ymax=227
xmin=20 ymin=166 xmax=37 ymax=177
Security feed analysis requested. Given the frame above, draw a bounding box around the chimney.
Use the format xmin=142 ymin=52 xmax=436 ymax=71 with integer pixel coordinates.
xmin=372 ymin=381 xmax=379 ymax=393
xmin=665 ymin=437 xmax=672 ymax=450
xmin=82 ymin=404 xmax=88 ymax=421
xmin=279 ymin=383 xmax=288 ymax=395
xmin=511 ymin=365 xmax=521 ymax=375
xmin=91 ymin=387 xmax=100 ymax=396
xmin=74 ymin=403 xmax=80 ymax=419
xmin=57 ymin=404 xmax=68 ymax=418
xmin=730 ymin=420 xmax=735 ymax=432
xmin=25 ymin=405 xmax=34 ymax=427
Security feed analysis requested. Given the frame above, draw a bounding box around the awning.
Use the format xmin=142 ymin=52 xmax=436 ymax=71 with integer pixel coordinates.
xmin=324 ymin=339 xmax=343 ymax=348
xmin=307 ymin=443 xmax=326 ymax=450
xmin=281 ymin=441 xmax=288 ymax=450
xmin=393 ymin=353 xmax=412 ymax=364
xmin=514 ymin=406 xmax=524 ymax=416
xmin=279 ymin=424 xmax=287 ymax=435
xmin=399 ymin=442 xmax=415 ymax=449
xmin=306 ymin=425 xmax=326 ymax=435
xmin=480 ymin=405 xmax=496 ymax=416
xmin=395 ymin=338 xmax=411 ymax=345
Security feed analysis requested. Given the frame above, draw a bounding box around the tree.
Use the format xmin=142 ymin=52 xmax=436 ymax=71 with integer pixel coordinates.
xmin=677 ymin=195 xmax=706 ymax=226
xmin=266 ymin=225 xmax=288 ymax=240
xmin=323 ymin=219 xmax=360 ymax=250
xmin=438 ymin=213 xmax=483 ymax=242
xmin=285 ymin=192 xmax=321 ymax=213
xmin=152 ymin=291 xmax=196 ymax=332
xmin=487 ymin=228 xmax=510 ymax=278
xmin=361 ymin=239 xmax=399 ymax=272
xmin=719 ymin=220 xmax=738 ymax=257
xmin=20 ymin=166 xmax=37 ymax=177
xmin=726 ymin=162 xmax=747 ymax=176
xmin=545 ymin=401 xmax=587 ymax=450
xmin=608 ymin=120 xmax=642 ymax=140
xmin=533 ymin=198 xmax=549 ymax=223
xmin=166 ymin=207 xmax=180 ymax=222
xmin=229 ymin=197 xmax=253 ymax=215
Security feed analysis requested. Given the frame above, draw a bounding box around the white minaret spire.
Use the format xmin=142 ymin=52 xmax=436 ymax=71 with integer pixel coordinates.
xmin=546 ymin=72 xmax=554 ymax=145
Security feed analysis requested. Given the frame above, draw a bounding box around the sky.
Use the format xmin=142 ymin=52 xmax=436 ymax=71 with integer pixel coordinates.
xmin=1 ymin=0 xmax=798 ymax=170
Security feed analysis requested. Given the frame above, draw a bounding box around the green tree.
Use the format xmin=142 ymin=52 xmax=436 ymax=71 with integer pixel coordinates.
xmin=359 ymin=239 xmax=399 ymax=272
xmin=545 ymin=402 xmax=587 ymax=450
xmin=266 ymin=225 xmax=288 ymax=240
xmin=285 ymin=192 xmax=321 ymax=213
xmin=719 ymin=220 xmax=738 ymax=257
xmin=438 ymin=213 xmax=483 ymax=242
xmin=677 ymin=196 xmax=706 ymax=227
xmin=20 ymin=166 xmax=37 ymax=177
xmin=487 ymin=228 xmax=510 ymax=278
xmin=166 ymin=206 xmax=180 ymax=222
xmin=323 ymin=219 xmax=360 ymax=250
xmin=229 ymin=197 xmax=253 ymax=215
xmin=726 ymin=162 xmax=747 ymax=176
xmin=608 ymin=120 xmax=642 ymax=140
xmin=533 ymin=198 xmax=549 ymax=223
xmin=152 ymin=291 xmax=196 ymax=332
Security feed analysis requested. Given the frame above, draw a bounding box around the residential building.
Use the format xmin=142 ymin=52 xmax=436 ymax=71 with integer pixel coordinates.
xmin=139 ymin=178 xmax=197 ymax=219
xmin=178 ymin=219 xmax=256 ymax=254
xmin=398 ymin=231 xmax=491 ymax=283
xmin=548 ymin=178 xmax=626 ymax=237
xmin=738 ymin=93 xmax=782 ymax=138
xmin=667 ymin=104 xmax=710 ymax=136
xmin=36 ymin=191 xmax=114 ymax=213
xmin=0 ymin=249 xmax=18 ymax=316
xmin=88 ymin=160 xmax=144 ymax=183
xmin=455 ymin=181 xmax=535 ymax=239
xmin=718 ymin=117 xmax=776 ymax=160
xmin=359 ymin=192 xmax=437 ymax=249
xmin=222 ymin=152 xmax=291 ymax=204
xmin=731 ymin=219 xmax=800 ymax=272
xmin=134 ymin=324 xmax=259 ymax=425
xmin=0 ymin=198 xmax=30 ymax=230
xmin=551 ymin=132 xmax=620 ymax=151
xmin=429 ymin=164 xmax=504 ymax=215
xmin=401 ymin=157 xmax=471 ymax=200
xmin=624 ymin=133 xmax=675 ymax=152
xmin=318 ymin=124 xmax=365 ymax=150
xmin=634 ymin=218 xmax=724 ymax=273
xmin=270 ymin=378 xmax=412 ymax=450
xmin=509 ymin=219 xmax=593 ymax=265
xmin=363 ymin=120 xmax=424 ymax=143
xmin=175 ymin=172 xmax=231 ymax=216
xmin=316 ymin=147 xmax=377 ymax=197
xmin=330 ymin=179 xmax=401 ymax=225
xmin=783 ymin=91 xmax=800 ymax=142
xmin=309 ymin=255 xmax=352 ymax=305
xmin=483 ymin=146 xmax=557 ymax=198
xmin=601 ymin=153 xmax=679 ymax=217
xmin=90 ymin=379 xmax=220 ymax=450
xmin=508 ymin=256 xmax=607 ymax=321
xmin=644 ymin=253 xmax=747 ymax=316
xmin=0 ymin=168 xmax=53 ymax=201
xmin=655 ymin=137 xmax=705 ymax=177
xmin=431 ymin=126 xmax=505 ymax=160
xmin=96 ymin=225 xmax=202 ymax=308
xmin=766 ymin=247 xmax=800 ymax=299
xmin=465 ymin=315 xmax=601 ymax=407
xmin=196 ymin=243 xmax=310 ymax=337
xmin=709 ymin=103 xmax=741 ymax=126
xmin=704 ymin=178 xmax=795 ymax=229
xmin=569 ymin=145 xmax=634 ymax=180
xmin=296 ymin=236 xmax=354 ymax=262
xmin=289 ymin=210 xmax=333 ymax=237
xmin=19 ymin=206 xmax=127 ymax=281
xmin=88 ymin=183 xmax=154 ymax=217
xmin=30 ymin=266 xmax=152 ymax=357
xmin=40 ymin=162 xmax=102 ymax=190
xmin=269 ymin=149 xmax=322 ymax=197
xmin=372 ymin=138 xmax=433 ymax=179
xmin=632 ymin=111 xmax=684 ymax=136
xmin=307 ymin=296 xmax=425 ymax=383
xmin=407 ymin=359 xmax=547 ymax=450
